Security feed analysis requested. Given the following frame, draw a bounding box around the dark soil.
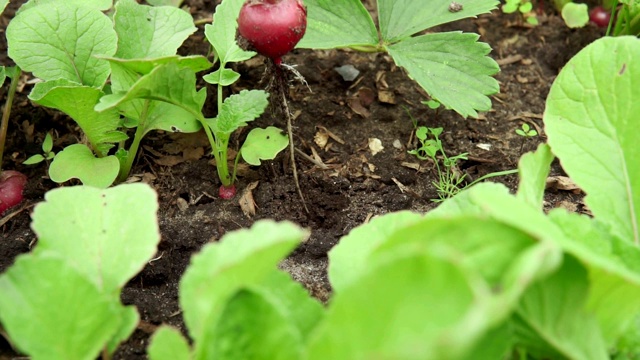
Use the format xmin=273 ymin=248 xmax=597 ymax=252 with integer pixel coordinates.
xmin=0 ymin=0 xmax=599 ymax=358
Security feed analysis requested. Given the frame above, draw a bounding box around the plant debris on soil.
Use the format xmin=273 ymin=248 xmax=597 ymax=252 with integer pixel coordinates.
xmin=0 ymin=0 xmax=601 ymax=357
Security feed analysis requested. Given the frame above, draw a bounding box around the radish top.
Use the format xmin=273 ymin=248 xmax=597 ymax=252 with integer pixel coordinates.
xmin=238 ymin=0 xmax=307 ymax=66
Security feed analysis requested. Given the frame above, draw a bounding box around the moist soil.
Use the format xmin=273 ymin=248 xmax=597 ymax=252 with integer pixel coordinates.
xmin=0 ymin=0 xmax=601 ymax=358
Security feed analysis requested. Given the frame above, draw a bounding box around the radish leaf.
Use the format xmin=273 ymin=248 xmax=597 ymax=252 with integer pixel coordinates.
xmin=29 ymin=80 xmax=126 ymax=156
xmin=48 ymin=144 xmax=120 ymax=188
xmin=7 ymin=2 xmax=116 ymax=87
xmin=241 ymin=126 xmax=289 ymax=166
xmin=0 ymin=255 xmax=123 ymax=360
xmin=516 ymin=143 xmax=554 ymax=210
xmin=545 ymin=36 xmax=640 ymax=245
xmin=386 ymin=32 xmax=499 ymax=118
xmin=114 ymin=0 xmax=196 ymax=59
xmin=205 ymin=0 xmax=255 ymax=64
xmin=148 ymin=327 xmax=191 ymax=360
xmin=206 ymin=90 xmax=269 ymax=135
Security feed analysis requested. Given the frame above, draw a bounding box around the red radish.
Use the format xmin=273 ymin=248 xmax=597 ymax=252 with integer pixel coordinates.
xmin=238 ymin=0 xmax=307 ymax=66
xmin=219 ymin=184 xmax=237 ymax=200
xmin=589 ymin=6 xmax=611 ymax=28
xmin=0 ymin=170 xmax=27 ymax=215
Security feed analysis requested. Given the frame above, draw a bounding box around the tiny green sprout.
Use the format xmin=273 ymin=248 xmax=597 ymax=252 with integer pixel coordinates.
xmin=422 ymin=99 xmax=441 ymax=110
xmin=23 ymin=133 xmax=56 ymax=165
xmin=515 ymin=123 xmax=538 ymax=138
xmin=503 ymin=0 xmax=538 ymax=25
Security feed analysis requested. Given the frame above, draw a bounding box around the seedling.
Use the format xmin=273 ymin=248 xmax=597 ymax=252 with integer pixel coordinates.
xmin=408 ymin=126 xmax=468 ymax=201
xmin=503 ymin=0 xmax=539 ymax=25
xmin=23 ymin=133 xmax=56 ymax=165
xmin=515 ymin=123 xmax=538 ymax=153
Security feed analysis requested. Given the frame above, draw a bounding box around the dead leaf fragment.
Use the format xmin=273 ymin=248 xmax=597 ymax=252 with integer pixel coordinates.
xmin=368 ymin=138 xmax=384 ymax=156
xmin=378 ymin=89 xmax=396 ymax=104
xmin=314 ymin=130 xmax=329 ymax=149
xmin=546 ymin=176 xmax=581 ymax=193
xmin=239 ymin=181 xmax=259 ymax=218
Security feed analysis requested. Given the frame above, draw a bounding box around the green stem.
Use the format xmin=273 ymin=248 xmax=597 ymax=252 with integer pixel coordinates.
xmin=117 ymin=101 xmax=150 ymax=183
xmin=347 ymin=44 xmax=385 ymax=53
xmin=466 ymin=169 xmax=519 ymax=188
xmin=211 ymin=80 xmax=233 ymax=187
xmin=231 ymin=149 xmax=242 ymax=185
xmin=605 ymin=0 xmax=619 ymax=36
xmin=0 ymin=67 xmax=21 ymax=174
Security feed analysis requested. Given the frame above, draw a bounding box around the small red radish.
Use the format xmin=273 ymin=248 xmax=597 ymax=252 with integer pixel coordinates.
xmin=0 ymin=170 xmax=27 ymax=215
xmin=589 ymin=6 xmax=611 ymax=28
xmin=219 ymin=184 xmax=237 ymax=200
xmin=238 ymin=0 xmax=307 ymax=66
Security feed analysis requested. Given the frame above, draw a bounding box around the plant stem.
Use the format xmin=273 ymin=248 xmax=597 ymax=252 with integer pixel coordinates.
xmin=0 ymin=67 xmax=20 ymax=174
xmin=116 ymin=101 xmax=150 ymax=183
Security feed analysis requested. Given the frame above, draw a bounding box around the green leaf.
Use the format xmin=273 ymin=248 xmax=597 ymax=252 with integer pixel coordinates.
xmin=544 ymin=36 xmax=640 ymax=244
xmin=208 ymin=288 xmax=304 ymax=359
xmin=0 ymin=254 xmax=122 ymax=360
xmin=561 ymin=2 xmax=590 ymax=28
xmin=148 ymin=326 xmax=191 ymax=360
xmin=241 ymin=127 xmax=289 ymax=166
xmin=48 ymin=144 xmax=120 ymax=188
xmin=386 ymin=32 xmax=500 ymax=118
xmin=502 ymin=2 xmax=519 ymax=13
xmin=42 ymin=132 xmax=53 ymax=153
xmin=328 ymin=211 xmax=424 ymax=292
xmin=179 ymin=220 xmax=308 ymax=358
xmin=205 ymin=0 xmax=255 ymax=63
xmin=113 ymin=0 xmax=196 ymax=59
xmin=255 ymin=270 xmax=325 ymax=341
xmin=0 ymin=0 xmax=8 ymax=14
xmin=147 ymin=0 xmax=184 ymax=6
xmin=0 ymin=66 xmax=5 ymax=86
xmin=19 ymin=0 xmax=113 ymax=12
xmin=307 ymin=252 xmax=490 ymax=359
xmin=203 ymin=68 xmax=241 ymax=86
xmin=516 ymin=143 xmax=554 ymax=210
xmin=30 ymin=183 xmax=160 ymax=294
xmin=519 ymin=1 xmax=533 ymax=12
xmin=207 ymin=90 xmax=269 ymax=135
xmin=23 ymin=154 xmax=45 ymax=165
xmin=29 ymin=79 xmax=127 ymax=156
xmin=104 ymin=55 xmax=213 ymax=79
xmin=7 ymin=2 xmax=117 ymax=87
xmin=106 ymin=306 xmax=140 ymax=355
xmin=512 ymin=256 xmax=609 ymax=360
xmin=96 ymin=63 xmax=206 ymax=119
xmin=378 ymin=0 xmax=500 ymax=43
xmin=297 ymin=0 xmax=379 ymax=49
xmin=143 ymin=101 xmax=203 ymax=134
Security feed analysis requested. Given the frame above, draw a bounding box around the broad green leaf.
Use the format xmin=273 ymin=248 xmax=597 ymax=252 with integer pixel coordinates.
xmin=434 ymin=183 xmax=640 ymax=345
xmin=179 ymin=220 xmax=307 ymax=358
xmin=205 ymin=0 xmax=255 ymax=63
xmin=297 ymin=0 xmax=379 ymax=49
xmin=147 ymin=0 xmax=184 ymax=6
xmin=0 ymin=254 xmax=122 ymax=360
xmin=328 ymin=211 xmax=424 ymax=292
xmin=23 ymin=154 xmax=45 ymax=165
xmin=512 ymin=256 xmax=608 ymax=360
xmin=241 ymin=126 xmax=289 ymax=166
xmin=516 ymin=143 xmax=554 ymax=210
xmin=0 ymin=0 xmax=8 ymax=14
xmin=143 ymin=101 xmax=202 ymax=134
xmin=31 ymin=183 xmax=160 ymax=293
xmin=7 ymin=2 xmax=117 ymax=87
xmin=307 ymin=252 xmax=491 ymax=360
xmin=549 ymin=210 xmax=640 ymax=344
xmin=148 ymin=326 xmax=191 ymax=360
xmin=203 ymin=68 xmax=241 ymax=86
xmin=114 ymin=0 xmax=196 ymax=59
xmin=387 ymin=32 xmax=499 ymax=118
xmin=19 ymin=0 xmax=112 ymax=12
xmin=106 ymin=306 xmax=140 ymax=355
xmin=544 ymin=36 xmax=640 ymax=244
xmin=95 ymin=63 xmax=206 ymax=119
xmin=206 ymin=90 xmax=269 ymax=135
xmin=48 ymin=144 xmax=120 ymax=188
xmin=561 ymin=2 xmax=590 ymax=28
xmin=378 ymin=0 xmax=500 ymax=42
xmin=103 ymin=55 xmax=213 ymax=79
xmin=255 ymin=270 xmax=325 ymax=341
xmin=208 ymin=288 xmax=304 ymax=359
xmin=29 ymin=79 xmax=127 ymax=156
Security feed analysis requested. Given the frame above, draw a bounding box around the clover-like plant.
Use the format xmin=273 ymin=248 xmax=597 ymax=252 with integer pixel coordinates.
xmin=298 ymin=0 xmax=501 ymax=119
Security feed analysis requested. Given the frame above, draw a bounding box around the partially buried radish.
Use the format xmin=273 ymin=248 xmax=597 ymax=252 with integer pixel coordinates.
xmin=238 ymin=0 xmax=307 ymax=66
xmin=0 ymin=170 xmax=27 ymax=215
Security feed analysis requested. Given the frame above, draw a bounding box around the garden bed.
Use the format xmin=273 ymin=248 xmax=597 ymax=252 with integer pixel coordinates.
xmin=0 ymin=0 xmax=601 ymax=357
